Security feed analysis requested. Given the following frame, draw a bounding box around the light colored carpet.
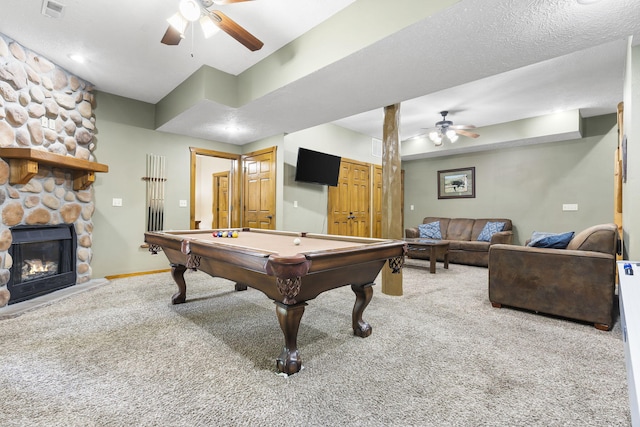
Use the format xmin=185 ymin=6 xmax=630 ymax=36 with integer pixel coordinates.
xmin=0 ymin=261 xmax=629 ymax=426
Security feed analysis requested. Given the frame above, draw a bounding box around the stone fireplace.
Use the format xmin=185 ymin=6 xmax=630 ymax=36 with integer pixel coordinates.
xmin=0 ymin=34 xmax=108 ymax=309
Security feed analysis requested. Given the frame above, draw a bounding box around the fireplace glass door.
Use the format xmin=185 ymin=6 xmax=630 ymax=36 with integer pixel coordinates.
xmin=8 ymin=225 xmax=77 ymax=304
xmin=15 ymin=240 xmax=63 ymax=283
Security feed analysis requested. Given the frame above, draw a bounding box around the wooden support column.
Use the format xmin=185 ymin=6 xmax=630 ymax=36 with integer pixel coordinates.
xmin=381 ymin=103 xmax=403 ymax=296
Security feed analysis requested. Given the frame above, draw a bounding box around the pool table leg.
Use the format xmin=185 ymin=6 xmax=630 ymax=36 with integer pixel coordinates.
xmin=351 ymin=283 xmax=374 ymax=338
xmin=275 ymin=301 xmax=307 ymax=375
xmin=170 ymin=263 xmax=187 ymax=304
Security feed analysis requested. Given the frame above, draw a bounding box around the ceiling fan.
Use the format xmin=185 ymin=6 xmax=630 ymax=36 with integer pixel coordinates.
xmin=161 ymin=0 xmax=263 ymax=51
xmin=425 ymin=111 xmax=479 ymax=146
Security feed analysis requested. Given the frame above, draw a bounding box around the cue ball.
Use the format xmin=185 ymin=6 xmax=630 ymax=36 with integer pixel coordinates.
xmin=293 ymin=238 xmax=301 ymax=245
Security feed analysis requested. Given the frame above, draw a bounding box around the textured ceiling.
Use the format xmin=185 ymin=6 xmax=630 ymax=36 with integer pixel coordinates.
xmin=0 ymin=0 xmax=356 ymax=103
xmin=1 ymin=0 xmax=639 ymax=146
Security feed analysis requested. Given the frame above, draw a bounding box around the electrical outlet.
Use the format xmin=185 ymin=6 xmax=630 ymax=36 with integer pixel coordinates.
xmin=112 ymin=198 xmax=122 ymax=207
xmin=48 ymin=118 xmax=55 ymax=129
xmin=562 ymin=204 xmax=578 ymax=211
xmin=179 ymin=200 xmax=187 ymax=207
xmin=41 ymin=116 xmax=48 ymax=127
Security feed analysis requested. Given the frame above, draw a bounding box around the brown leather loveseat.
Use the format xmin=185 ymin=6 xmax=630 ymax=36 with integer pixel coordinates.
xmin=405 ymin=217 xmax=513 ymax=267
xmin=488 ymin=223 xmax=619 ymax=330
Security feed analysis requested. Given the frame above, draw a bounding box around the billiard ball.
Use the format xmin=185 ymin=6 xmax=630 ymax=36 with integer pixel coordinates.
xmin=222 ymin=231 xmax=228 ymax=238
xmin=293 ymin=238 xmax=301 ymax=245
xmin=231 ymin=231 xmax=239 ymax=238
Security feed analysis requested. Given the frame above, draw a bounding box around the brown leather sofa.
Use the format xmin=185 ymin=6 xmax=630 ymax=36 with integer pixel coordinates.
xmin=405 ymin=217 xmax=513 ymax=267
xmin=488 ymin=223 xmax=619 ymax=330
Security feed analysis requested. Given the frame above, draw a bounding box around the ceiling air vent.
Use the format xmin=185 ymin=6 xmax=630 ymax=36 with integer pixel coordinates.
xmin=41 ymin=0 xmax=65 ymax=19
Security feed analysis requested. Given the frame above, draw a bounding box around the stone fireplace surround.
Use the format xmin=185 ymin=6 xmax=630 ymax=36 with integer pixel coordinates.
xmin=0 ymin=34 xmax=106 ymax=309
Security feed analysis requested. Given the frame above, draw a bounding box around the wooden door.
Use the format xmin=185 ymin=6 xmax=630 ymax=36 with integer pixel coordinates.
xmin=243 ymin=147 xmax=276 ymax=229
xmin=328 ymin=159 xmax=370 ymax=237
xmin=329 ymin=161 xmax=351 ymax=235
xmin=350 ymin=161 xmax=370 ymax=236
xmin=212 ymin=171 xmax=229 ymax=229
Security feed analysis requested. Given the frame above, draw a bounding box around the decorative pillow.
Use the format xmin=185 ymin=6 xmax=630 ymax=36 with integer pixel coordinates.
xmin=477 ymin=221 xmax=506 ymax=242
xmin=527 ymin=231 xmax=575 ymax=249
xmin=527 ymin=231 xmax=556 ymax=245
xmin=418 ymin=221 xmax=442 ymax=239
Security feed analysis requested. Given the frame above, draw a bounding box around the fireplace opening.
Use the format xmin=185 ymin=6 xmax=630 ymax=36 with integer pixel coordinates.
xmin=7 ymin=224 xmax=77 ymax=304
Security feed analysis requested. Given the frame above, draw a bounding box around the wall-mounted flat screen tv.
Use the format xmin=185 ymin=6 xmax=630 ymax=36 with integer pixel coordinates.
xmin=294 ymin=148 xmax=341 ymax=187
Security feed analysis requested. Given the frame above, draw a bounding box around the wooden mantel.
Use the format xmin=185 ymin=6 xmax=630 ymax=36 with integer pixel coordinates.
xmin=0 ymin=148 xmax=109 ymax=190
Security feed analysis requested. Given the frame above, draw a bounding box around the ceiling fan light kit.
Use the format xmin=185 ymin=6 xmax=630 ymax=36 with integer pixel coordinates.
xmin=161 ymin=0 xmax=264 ymax=51
xmin=179 ymin=0 xmax=202 ymax=21
xmin=200 ymin=15 xmax=220 ymax=38
xmin=427 ymin=111 xmax=479 ymax=146
xmin=167 ymin=13 xmax=189 ymax=35
xmin=428 ymin=129 xmax=458 ymax=145
xmin=428 ymin=131 xmax=443 ymax=146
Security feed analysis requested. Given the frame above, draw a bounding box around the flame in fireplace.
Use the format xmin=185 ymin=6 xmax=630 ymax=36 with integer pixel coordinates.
xmin=22 ymin=259 xmax=58 ymax=281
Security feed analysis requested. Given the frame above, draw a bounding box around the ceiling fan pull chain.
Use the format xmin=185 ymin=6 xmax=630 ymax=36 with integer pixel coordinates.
xmin=190 ymin=24 xmax=195 ymax=57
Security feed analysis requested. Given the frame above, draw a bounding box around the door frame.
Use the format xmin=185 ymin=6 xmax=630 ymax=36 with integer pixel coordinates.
xmin=190 ymin=147 xmax=241 ymax=230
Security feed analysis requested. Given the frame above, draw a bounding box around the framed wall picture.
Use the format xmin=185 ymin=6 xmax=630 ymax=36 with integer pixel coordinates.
xmin=438 ymin=167 xmax=476 ymax=199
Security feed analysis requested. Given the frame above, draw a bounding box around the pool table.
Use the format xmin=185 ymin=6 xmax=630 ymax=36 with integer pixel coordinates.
xmin=144 ymin=228 xmax=405 ymax=375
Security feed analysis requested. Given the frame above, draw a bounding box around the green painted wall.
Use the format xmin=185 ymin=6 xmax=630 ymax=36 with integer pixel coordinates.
xmin=92 ymin=92 xmax=241 ymax=277
xmin=402 ymin=114 xmax=618 ymax=244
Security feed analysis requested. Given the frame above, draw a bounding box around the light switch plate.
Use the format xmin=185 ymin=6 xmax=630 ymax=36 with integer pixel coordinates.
xmin=112 ymin=198 xmax=122 ymax=207
xmin=179 ymin=200 xmax=187 ymax=207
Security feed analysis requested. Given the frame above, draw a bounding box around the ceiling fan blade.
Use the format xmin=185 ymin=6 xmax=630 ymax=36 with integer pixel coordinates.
xmin=210 ymin=10 xmax=263 ymax=51
xmin=410 ymin=132 xmax=430 ymax=139
xmin=161 ymin=25 xmax=184 ymax=45
xmin=450 ymin=124 xmax=476 ymax=130
xmin=455 ymin=129 xmax=480 ymax=138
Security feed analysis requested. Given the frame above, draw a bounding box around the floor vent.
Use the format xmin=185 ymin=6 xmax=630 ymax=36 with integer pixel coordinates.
xmin=41 ymin=0 xmax=65 ymax=19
